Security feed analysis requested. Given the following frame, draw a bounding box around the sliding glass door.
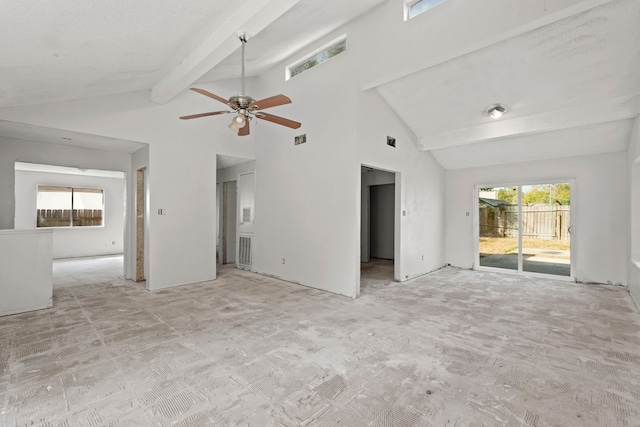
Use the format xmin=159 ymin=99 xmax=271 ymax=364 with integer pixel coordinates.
xmin=478 ymin=186 xmax=519 ymax=271
xmin=478 ymin=182 xmax=572 ymax=278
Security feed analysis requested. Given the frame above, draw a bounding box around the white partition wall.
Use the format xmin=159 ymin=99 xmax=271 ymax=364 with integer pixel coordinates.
xmin=0 ymin=229 xmax=53 ymax=316
xmin=14 ymin=164 xmax=126 ymax=259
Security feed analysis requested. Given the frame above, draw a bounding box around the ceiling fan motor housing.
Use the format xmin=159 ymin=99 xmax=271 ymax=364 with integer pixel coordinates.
xmin=229 ymin=95 xmax=255 ymax=109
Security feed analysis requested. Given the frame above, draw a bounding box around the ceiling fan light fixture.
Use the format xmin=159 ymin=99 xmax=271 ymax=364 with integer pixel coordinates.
xmin=484 ymin=103 xmax=507 ymax=119
xmin=179 ymin=33 xmax=301 ymax=135
xmin=229 ymin=113 xmax=246 ymax=131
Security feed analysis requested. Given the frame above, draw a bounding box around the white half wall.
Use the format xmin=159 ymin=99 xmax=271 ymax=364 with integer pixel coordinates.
xmin=15 ymin=168 xmax=125 ymax=259
xmin=0 ymin=229 xmax=53 ymax=316
xmin=446 ymin=151 xmax=628 ymax=286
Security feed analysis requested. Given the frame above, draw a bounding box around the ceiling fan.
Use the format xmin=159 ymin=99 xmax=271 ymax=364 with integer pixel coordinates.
xmin=179 ymin=31 xmax=301 ymax=136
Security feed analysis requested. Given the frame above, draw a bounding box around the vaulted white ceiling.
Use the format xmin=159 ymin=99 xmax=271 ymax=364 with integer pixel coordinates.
xmin=0 ymin=0 xmax=386 ymax=108
xmin=375 ymin=0 xmax=640 ymax=168
xmin=0 ymin=0 xmax=637 ymax=169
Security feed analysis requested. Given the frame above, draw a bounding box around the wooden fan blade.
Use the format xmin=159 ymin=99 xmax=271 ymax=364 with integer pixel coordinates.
xmin=238 ymin=120 xmax=250 ymax=136
xmin=249 ymin=94 xmax=292 ymax=110
xmin=256 ymin=112 xmax=301 ymax=129
xmin=189 ymin=88 xmax=230 ymax=105
xmin=179 ymin=111 xmax=230 ymax=120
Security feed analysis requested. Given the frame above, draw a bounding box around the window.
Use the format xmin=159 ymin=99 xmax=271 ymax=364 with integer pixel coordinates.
xmin=37 ymin=185 xmax=104 ymax=227
xmin=405 ymin=0 xmax=446 ymax=20
xmin=286 ymin=35 xmax=347 ymax=80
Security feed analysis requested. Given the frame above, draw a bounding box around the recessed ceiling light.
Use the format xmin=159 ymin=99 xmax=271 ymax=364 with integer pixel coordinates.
xmin=483 ymin=103 xmax=508 ymax=119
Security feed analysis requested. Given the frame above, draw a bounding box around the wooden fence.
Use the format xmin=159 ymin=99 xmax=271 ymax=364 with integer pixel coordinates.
xmin=37 ymin=209 xmax=103 ymax=227
xmin=479 ymin=204 xmax=570 ymax=241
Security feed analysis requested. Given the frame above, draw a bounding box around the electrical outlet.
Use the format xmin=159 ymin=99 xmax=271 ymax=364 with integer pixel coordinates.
xmin=112 ymin=241 xmax=116 ymax=245
xmin=282 ymin=258 xmax=285 ymax=265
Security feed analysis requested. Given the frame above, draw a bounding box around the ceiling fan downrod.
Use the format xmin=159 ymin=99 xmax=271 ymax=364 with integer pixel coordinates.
xmin=178 ymin=30 xmax=302 ymax=135
xmin=239 ymin=32 xmax=247 ymax=96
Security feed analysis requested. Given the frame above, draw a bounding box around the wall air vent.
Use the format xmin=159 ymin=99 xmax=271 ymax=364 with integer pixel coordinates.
xmin=238 ymin=235 xmax=252 ymax=270
xmin=387 ymin=136 xmax=396 ymax=147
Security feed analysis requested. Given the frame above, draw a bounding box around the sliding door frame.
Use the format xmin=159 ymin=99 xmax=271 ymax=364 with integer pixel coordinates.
xmin=474 ymin=178 xmax=576 ymax=282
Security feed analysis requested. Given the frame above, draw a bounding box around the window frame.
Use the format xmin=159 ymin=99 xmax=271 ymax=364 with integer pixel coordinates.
xmin=36 ymin=185 xmax=105 ymax=228
xmin=285 ymin=34 xmax=347 ymax=80
xmin=405 ymin=0 xmax=446 ymax=20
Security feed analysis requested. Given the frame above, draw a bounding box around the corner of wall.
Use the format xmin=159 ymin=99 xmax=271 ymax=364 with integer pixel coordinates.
xmin=627 ymin=117 xmax=640 ymax=307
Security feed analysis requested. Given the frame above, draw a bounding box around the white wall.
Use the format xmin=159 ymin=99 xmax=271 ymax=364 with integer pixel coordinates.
xmin=146 ymin=137 xmax=218 ymax=290
xmin=217 ymin=160 xmax=256 ymax=183
xmin=0 ymin=1 xmax=611 ymax=296
xmin=244 ymin=9 xmax=446 ymax=296
xmin=0 ymin=137 xmax=131 ymax=230
xmin=357 ymin=88 xmax=446 ymax=283
xmin=0 ymin=83 xmax=256 ymax=290
xmin=15 ymin=169 xmax=125 ymax=258
xmin=249 ymin=26 xmax=361 ymax=297
xmin=446 ymin=151 xmax=628 ymax=286
xmin=628 ymin=118 xmax=640 ymax=306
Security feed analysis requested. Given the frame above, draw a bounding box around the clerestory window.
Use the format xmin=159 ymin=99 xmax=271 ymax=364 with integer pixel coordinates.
xmin=286 ymin=35 xmax=347 ymax=80
xmin=405 ymin=0 xmax=446 ymax=20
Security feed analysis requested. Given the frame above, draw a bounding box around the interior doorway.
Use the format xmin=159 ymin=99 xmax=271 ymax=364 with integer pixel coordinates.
xmin=54 ymin=255 xmax=124 ymax=288
xmin=360 ymin=166 xmax=398 ymax=293
xmin=477 ymin=181 xmax=573 ymax=279
xmin=14 ymin=162 xmax=129 ymax=286
xmin=136 ymin=167 xmax=145 ymax=281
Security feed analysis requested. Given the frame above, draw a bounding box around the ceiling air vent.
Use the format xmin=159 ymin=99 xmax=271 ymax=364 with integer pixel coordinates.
xmin=387 ymin=136 xmax=396 ymax=147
